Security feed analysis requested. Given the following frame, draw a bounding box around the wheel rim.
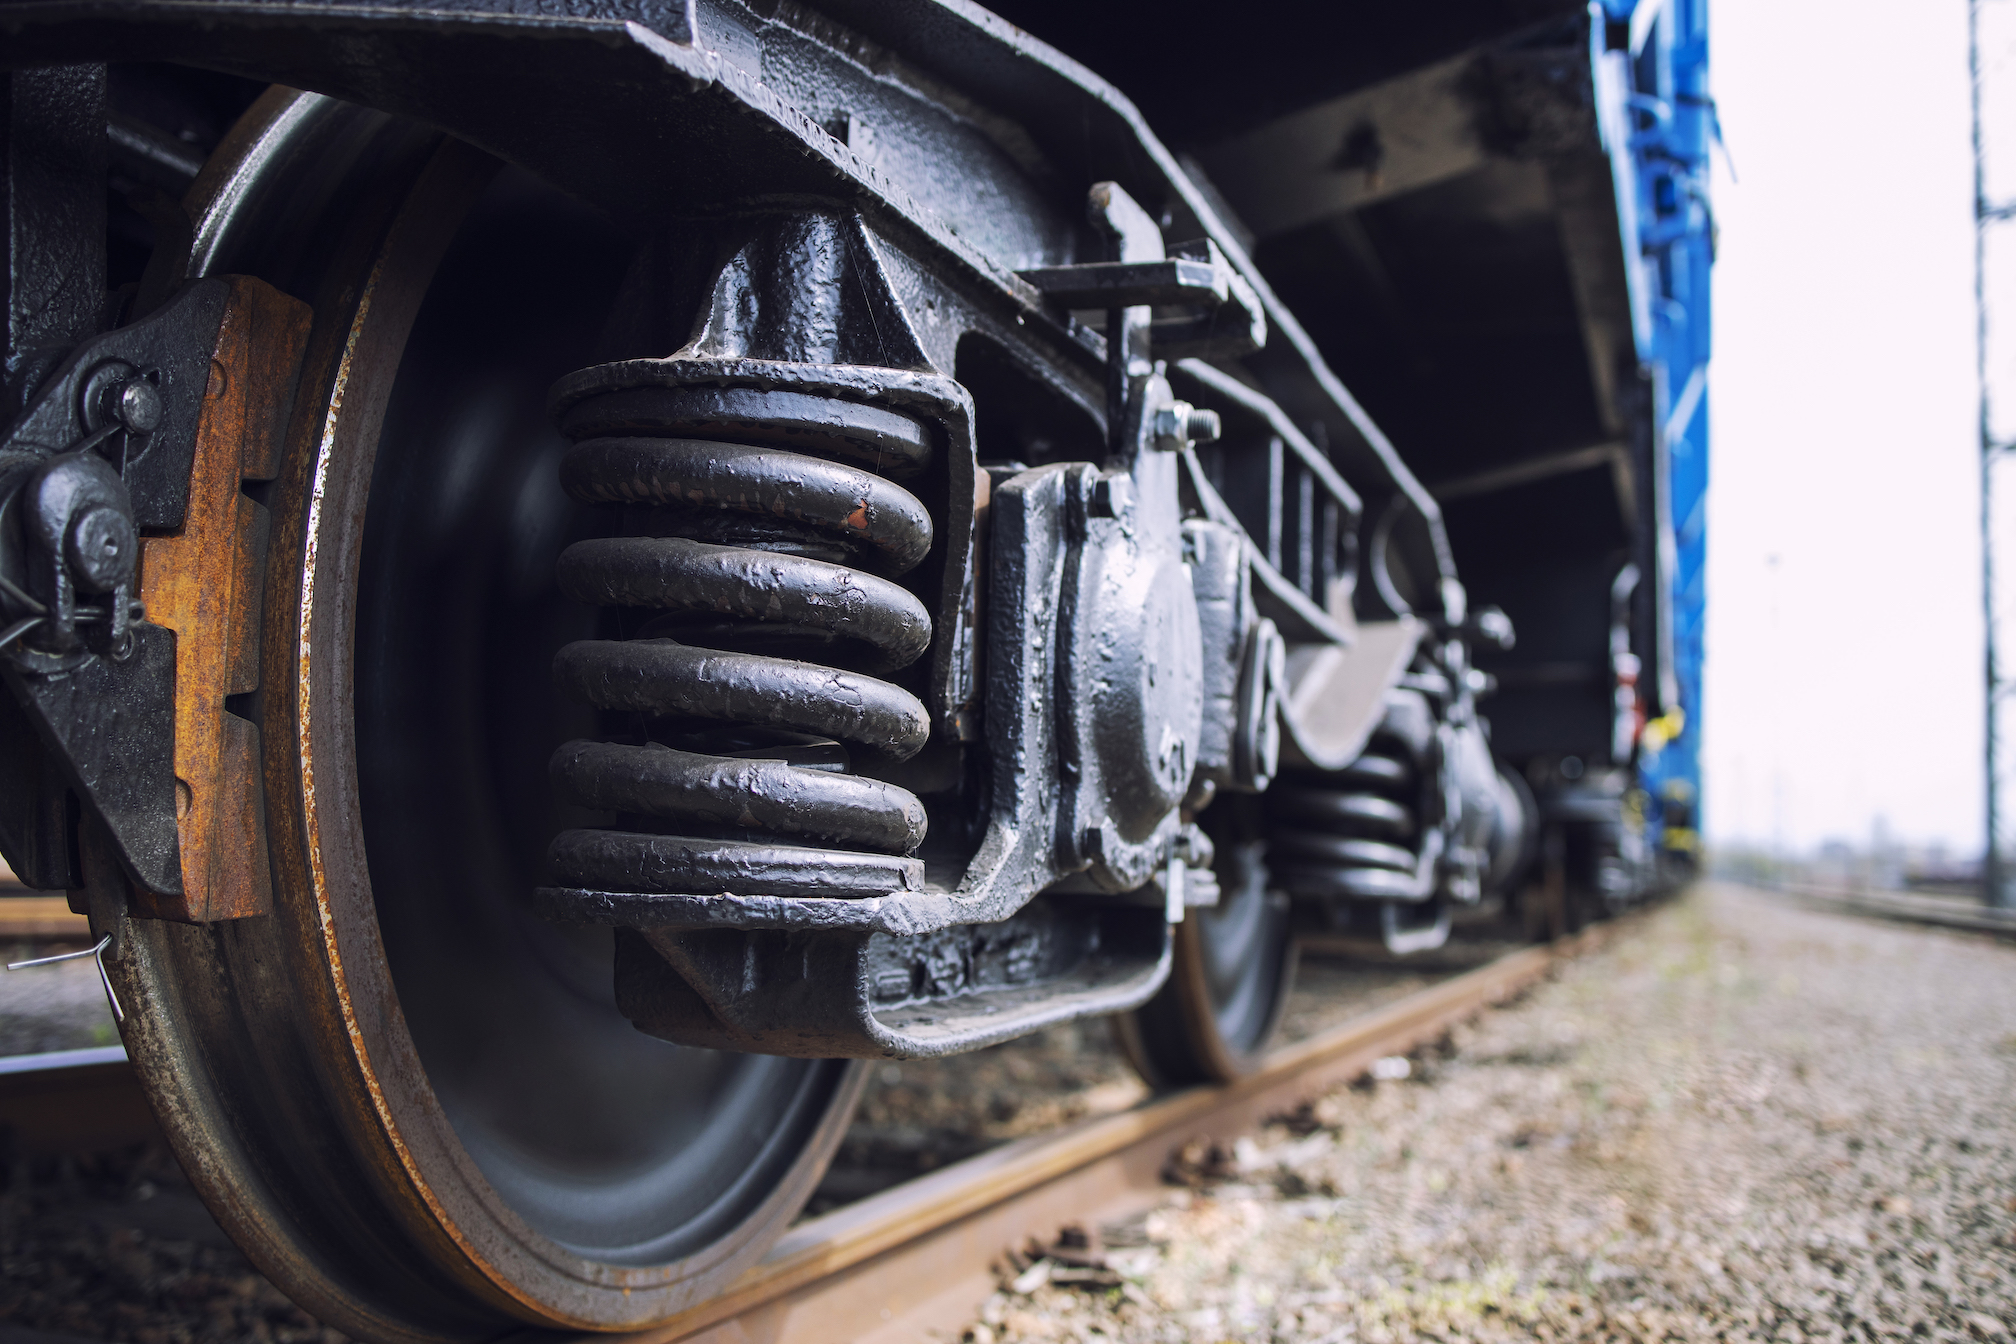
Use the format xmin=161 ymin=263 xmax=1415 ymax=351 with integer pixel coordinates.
xmin=1117 ymin=804 xmax=1296 ymax=1086
xmin=103 ymin=89 xmax=861 ymax=1340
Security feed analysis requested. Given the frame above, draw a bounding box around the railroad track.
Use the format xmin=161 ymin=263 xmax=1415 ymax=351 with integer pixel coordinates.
xmin=551 ymin=919 xmax=1630 ymax=1344
xmin=1765 ymin=884 xmax=2016 ymax=941
xmin=0 ymin=917 xmax=1635 ymax=1344
xmin=0 ymin=1043 xmax=156 ymax=1156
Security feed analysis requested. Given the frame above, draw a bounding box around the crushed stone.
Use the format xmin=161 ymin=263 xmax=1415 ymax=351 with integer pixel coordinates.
xmin=963 ymin=884 xmax=2016 ymax=1344
xmin=0 ymin=1142 xmax=347 ymax=1343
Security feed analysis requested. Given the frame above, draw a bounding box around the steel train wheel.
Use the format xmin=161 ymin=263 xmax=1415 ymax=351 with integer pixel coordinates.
xmin=93 ymin=90 xmax=863 ymax=1341
xmin=1116 ymin=803 xmax=1297 ymax=1086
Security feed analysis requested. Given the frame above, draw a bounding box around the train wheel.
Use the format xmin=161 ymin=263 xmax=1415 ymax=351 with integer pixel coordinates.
xmin=1116 ymin=804 xmax=1297 ymax=1086
xmin=92 ymin=90 xmax=862 ymax=1341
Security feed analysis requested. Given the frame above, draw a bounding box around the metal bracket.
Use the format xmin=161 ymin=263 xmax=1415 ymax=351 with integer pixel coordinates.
xmin=613 ymin=899 xmax=1171 ymax=1059
xmin=1151 ymin=241 xmax=1267 ymax=359
xmin=0 ymin=278 xmax=235 ymax=898
xmin=0 ymin=625 xmax=177 ymax=894
xmin=1017 ymin=235 xmax=1266 ymax=362
xmin=1015 ymin=253 xmax=1229 ymax=310
xmin=2 ymin=278 xmax=227 ymax=530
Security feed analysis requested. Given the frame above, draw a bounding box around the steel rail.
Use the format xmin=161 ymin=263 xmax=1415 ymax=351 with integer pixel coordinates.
xmin=539 ymin=921 xmax=1632 ymax=1344
xmin=0 ymin=1044 xmax=158 ymax=1155
xmin=1768 ymin=883 xmax=2016 ymax=941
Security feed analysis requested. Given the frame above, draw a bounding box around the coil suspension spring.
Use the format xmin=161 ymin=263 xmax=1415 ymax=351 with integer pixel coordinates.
xmin=1265 ymin=689 xmax=1445 ymax=899
xmin=1267 ymin=751 xmax=1430 ymax=901
xmin=545 ymin=383 xmax=937 ymax=898
xmin=1265 ymin=691 xmax=1455 ymax=952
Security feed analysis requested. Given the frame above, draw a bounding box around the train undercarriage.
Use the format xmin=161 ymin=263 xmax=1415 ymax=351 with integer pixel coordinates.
xmin=0 ymin=0 xmax=1709 ymax=1335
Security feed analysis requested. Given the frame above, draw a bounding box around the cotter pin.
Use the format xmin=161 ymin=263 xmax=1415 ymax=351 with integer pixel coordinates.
xmin=8 ymin=934 xmax=124 ymax=1023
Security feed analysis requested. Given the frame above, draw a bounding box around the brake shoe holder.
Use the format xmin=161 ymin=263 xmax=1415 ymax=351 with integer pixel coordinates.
xmin=0 ymin=276 xmax=306 ymax=919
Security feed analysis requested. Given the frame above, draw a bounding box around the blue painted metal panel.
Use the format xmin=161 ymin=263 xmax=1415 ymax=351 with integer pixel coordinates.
xmin=1600 ymin=0 xmax=1714 ymax=858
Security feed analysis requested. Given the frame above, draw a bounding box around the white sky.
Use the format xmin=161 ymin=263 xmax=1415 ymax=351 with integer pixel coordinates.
xmin=1703 ymin=0 xmax=1984 ymax=853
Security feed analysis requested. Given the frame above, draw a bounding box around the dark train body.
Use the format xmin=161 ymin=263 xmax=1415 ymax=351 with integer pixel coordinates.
xmin=0 ymin=0 xmax=1709 ymax=1334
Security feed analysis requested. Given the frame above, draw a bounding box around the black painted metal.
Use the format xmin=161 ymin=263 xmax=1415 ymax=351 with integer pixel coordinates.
xmin=553 ymin=739 xmax=928 ymax=855
xmin=534 ymin=196 xmax=1215 ymax=1056
xmin=1270 ymin=634 xmax=1532 ymax=954
xmin=526 ymin=181 xmax=1318 ymax=1057
xmin=544 ymin=210 xmax=940 ymax=900
xmin=1 ymin=65 xmax=106 ymax=420
xmin=1017 ymin=253 xmax=1226 ymax=311
xmin=616 ymin=897 xmax=1170 ymax=1057
xmin=0 ymin=0 xmax=1562 ymax=1093
xmin=0 ymin=0 xmax=1536 ymax=1047
xmin=0 ymin=623 xmax=176 ymax=893
xmin=1272 ymin=693 xmax=1443 ymax=902
xmin=0 ymin=0 xmax=1460 ymax=603
xmin=1117 ymin=801 xmax=1296 ymax=1087
xmin=0 ymin=276 xmax=225 ymax=532
xmin=0 ymin=257 xmax=232 ymax=899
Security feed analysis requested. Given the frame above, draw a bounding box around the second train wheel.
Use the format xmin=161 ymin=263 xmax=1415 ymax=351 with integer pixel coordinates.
xmin=1116 ymin=802 xmax=1298 ymax=1086
xmin=97 ymin=90 xmax=862 ymax=1341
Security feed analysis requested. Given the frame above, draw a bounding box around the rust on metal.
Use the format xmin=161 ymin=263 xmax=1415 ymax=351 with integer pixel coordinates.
xmin=132 ymin=276 xmax=309 ymax=922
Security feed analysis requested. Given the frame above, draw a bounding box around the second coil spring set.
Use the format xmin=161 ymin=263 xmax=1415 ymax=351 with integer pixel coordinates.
xmin=1265 ymin=691 xmax=1440 ymax=903
xmin=544 ymin=382 xmax=937 ymax=898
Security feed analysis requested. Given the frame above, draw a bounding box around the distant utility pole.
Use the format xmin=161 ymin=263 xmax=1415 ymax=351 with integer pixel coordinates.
xmin=1972 ymin=0 xmax=2016 ymax=907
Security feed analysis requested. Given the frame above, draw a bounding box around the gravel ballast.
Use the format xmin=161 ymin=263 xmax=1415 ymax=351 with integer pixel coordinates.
xmin=966 ymin=884 xmax=2016 ymax=1344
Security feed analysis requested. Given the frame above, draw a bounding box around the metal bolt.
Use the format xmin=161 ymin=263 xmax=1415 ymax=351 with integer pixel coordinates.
xmin=106 ymin=377 xmax=163 ymax=435
xmin=1089 ymin=473 xmax=1132 ymax=519
xmin=1152 ymin=401 xmax=1222 ymax=449
xmin=66 ymin=505 xmax=137 ymax=592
